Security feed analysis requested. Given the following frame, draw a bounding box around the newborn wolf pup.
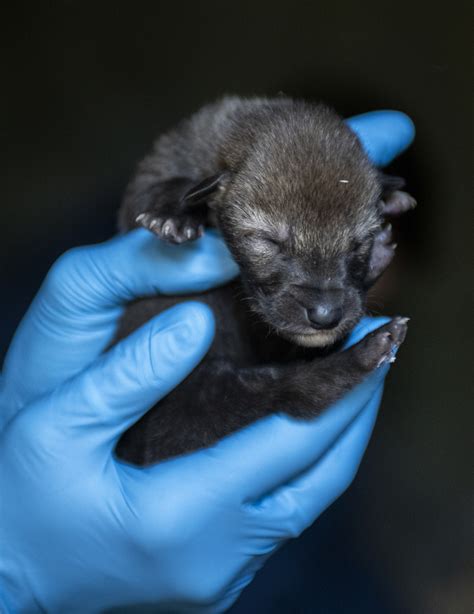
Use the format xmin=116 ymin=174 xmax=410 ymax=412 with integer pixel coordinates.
xmin=115 ymin=96 xmax=415 ymax=465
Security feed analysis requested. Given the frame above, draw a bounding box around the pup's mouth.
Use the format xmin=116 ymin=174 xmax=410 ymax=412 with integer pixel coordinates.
xmin=279 ymin=326 xmax=344 ymax=348
xmin=275 ymin=313 xmax=363 ymax=348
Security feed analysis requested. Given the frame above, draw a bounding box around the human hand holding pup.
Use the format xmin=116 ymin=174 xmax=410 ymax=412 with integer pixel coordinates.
xmin=0 ymin=111 xmax=414 ymax=613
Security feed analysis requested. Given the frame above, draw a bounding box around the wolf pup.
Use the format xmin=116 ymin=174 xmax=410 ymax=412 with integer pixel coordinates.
xmin=114 ymin=96 xmax=415 ymax=465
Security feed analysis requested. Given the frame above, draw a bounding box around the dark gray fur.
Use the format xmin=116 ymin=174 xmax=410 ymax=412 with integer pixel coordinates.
xmin=114 ymin=96 xmax=415 ymax=465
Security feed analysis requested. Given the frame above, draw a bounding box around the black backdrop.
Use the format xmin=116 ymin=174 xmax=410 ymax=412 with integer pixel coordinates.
xmin=1 ymin=2 xmax=472 ymax=613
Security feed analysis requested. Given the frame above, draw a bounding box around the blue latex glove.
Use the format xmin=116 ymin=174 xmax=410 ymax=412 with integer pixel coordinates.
xmin=0 ymin=111 xmax=414 ymax=613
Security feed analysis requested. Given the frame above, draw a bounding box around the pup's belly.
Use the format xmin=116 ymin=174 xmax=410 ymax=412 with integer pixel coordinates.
xmin=113 ymin=281 xmax=303 ymax=464
xmin=113 ymin=280 xmax=257 ymax=365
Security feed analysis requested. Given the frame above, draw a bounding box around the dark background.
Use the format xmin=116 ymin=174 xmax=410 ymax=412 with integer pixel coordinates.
xmin=1 ymin=2 xmax=472 ymax=613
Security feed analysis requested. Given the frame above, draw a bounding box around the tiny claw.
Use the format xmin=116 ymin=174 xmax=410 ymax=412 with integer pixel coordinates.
xmin=162 ymin=221 xmax=173 ymax=236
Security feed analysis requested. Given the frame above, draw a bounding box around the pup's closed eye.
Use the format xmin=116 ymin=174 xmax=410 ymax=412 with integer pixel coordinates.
xmin=251 ymin=234 xmax=284 ymax=255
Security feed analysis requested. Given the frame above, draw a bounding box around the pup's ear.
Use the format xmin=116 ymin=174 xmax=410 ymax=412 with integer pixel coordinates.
xmin=364 ymin=224 xmax=397 ymax=287
xmin=378 ymin=172 xmax=405 ymax=194
xmin=182 ymin=172 xmax=231 ymax=206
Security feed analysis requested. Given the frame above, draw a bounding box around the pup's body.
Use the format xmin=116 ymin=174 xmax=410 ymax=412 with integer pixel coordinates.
xmin=115 ymin=96 xmax=415 ymax=465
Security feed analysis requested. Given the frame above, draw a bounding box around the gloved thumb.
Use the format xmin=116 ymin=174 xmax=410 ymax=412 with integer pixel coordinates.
xmin=41 ymin=301 xmax=215 ymax=456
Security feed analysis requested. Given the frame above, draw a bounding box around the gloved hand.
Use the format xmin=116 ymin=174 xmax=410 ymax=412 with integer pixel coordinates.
xmin=0 ymin=110 xmax=414 ymax=614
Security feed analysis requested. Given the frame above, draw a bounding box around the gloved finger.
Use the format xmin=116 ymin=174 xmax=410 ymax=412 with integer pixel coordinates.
xmin=47 ymin=228 xmax=238 ymax=303
xmin=247 ymin=384 xmax=382 ymax=539
xmin=346 ymin=110 xmax=415 ymax=167
xmin=1 ymin=229 xmax=237 ymax=423
xmin=199 ymin=360 xmax=390 ymax=503
xmin=26 ymin=302 xmax=215 ymax=457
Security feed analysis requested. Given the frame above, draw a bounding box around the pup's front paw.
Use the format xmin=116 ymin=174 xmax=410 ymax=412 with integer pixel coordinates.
xmin=356 ymin=317 xmax=409 ymax=371
xmin=135 ymin=213 xmax=204 ymax=244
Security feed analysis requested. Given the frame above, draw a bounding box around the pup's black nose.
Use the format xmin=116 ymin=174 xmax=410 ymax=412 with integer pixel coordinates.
xmin=306 ymin=305 xmax=342 ymax=330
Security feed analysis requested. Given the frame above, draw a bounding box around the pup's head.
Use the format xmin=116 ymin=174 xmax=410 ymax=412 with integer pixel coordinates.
xmin=208 ymin=107 xmax=383 ymax=347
